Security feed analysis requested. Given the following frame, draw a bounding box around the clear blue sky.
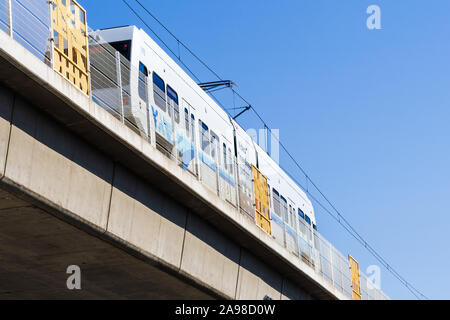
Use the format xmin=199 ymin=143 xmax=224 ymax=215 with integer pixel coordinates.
xmin=79 ymin=0 xmax=450 ymax=299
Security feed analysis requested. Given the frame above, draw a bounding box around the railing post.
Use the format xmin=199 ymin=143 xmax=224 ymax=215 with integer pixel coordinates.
xmin=115 ymin=51 xmax=125 ymax=124
xmin=329 ymin=242 xmax=334 ymax=285
xmin=215 ymin=163 xmax=220 ymax=196
xmin=6 ymin=0 xmax=13 ymax=37
xmin=234 ymin=157 xmax=240 ymax=210
xmin=145 ymin=81 xmax=151 ymax=142
xmin=48 ymin=0 xmax=54 ymax=69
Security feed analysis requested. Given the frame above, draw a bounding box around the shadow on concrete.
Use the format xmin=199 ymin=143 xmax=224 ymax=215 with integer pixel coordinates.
xmin=240 ymin=249 xmax=283 ymax=296
xmin=9 ymin=93 xmax=114 ymax=185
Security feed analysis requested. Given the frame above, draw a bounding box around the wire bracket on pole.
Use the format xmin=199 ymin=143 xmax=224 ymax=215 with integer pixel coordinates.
xmin=198 ymin=80 xmax=235 ymax=92
xmin=233 ymin=105 xmax=251 ymax=120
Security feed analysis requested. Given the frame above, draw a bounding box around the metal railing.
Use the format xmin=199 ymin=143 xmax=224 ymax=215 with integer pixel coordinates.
xmin=0 ymin=0 xmax=51 ymax=65
xmin=0 ymin=0 xmax=389 ymax=300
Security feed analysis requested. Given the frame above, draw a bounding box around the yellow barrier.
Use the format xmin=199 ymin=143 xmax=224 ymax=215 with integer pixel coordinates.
xmin=51 ymin=0 xmax=89 ymax=95
xmin=251 ymin=165 xmax=271 ymax=235
xmin=349 ymin=255 xmax=362 ymax=300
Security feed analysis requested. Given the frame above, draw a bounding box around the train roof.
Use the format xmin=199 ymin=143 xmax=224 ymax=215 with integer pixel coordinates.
xmin=93 ymin=25 xmax=232 ymax=127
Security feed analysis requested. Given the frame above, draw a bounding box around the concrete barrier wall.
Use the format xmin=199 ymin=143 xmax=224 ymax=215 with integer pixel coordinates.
xmin=107 ymin=164 xmax=187 ymax=269
xmin=3 ymin=95 xmax=114 ymax=230
xmin=235 ymin=249 xmax=283 ymax=300
xmin=0 ymin=84 xmax=314 ymax=300
xmin=180 ymin=212 xmax=240 ymax=299
xmin=281 ymin=279 xmax=313 ymax=300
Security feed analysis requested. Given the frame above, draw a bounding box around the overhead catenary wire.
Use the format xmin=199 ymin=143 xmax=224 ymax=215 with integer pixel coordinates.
xmin=121 ymin=0 xmax=234 ymax=127
xmin=134 ymin=0 xmax=224 ymax=82
xmin=122 ymin=0 xmax=428 ymax=300
xmin=121 ymin=0 xmax=201 ymax=83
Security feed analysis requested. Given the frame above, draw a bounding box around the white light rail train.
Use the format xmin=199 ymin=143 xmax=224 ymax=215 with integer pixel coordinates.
xmin=88 ymin=25 xmax=380 ymax=299
xmin=91 ymin=24 xmax=316 ymax=246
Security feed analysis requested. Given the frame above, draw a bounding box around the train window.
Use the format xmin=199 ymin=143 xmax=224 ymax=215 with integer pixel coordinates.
xmin=199 ymin=120 xmax=210 ymax=154
xmin=184 ymin=108 xmax=190 ymax=136
xmin=298 ymin=208 xmax=305 ymax=219
xmin=167 ymin=85 xmax=178 ymax=104
xmin=305 ymin=214 xmax=311 ymax=225
xmin=153 ymin=73 xmax=165 ymax=92
xmin=228 ymin=148 xmax=233 ymax=174
xmin=152 ymin=72 xmax=166 ymax=111
xmin=167 ymin=85 xmax=179 ymax=123
xmin=210 ymin=131 xmax=218 ymax=160
xmin=288 ymin=205 xmax=292 ymax=226
xmin=280 ymin=196 xmax=288 ymax=223
xmin=223 ymin=143 xmax=227 ymax=168
xmin=190 ymin=114 xmax=196 ymax=144
xmin=139 ymin=62 xmax=148 ymax=77
xmin=108 ymin=40 xmax=132 ymax=61
xmin=313 ymin=224 xmax=317 ymax=231
xmin=138 ymin=62 xmax=148 ymax=101
xmin=292 ymin=206 xmax=296 ymax=226
xmin=291 ymin=206 xmax=297 ymax=228
xmin=272 ymin=188 xmax=280 ymax=216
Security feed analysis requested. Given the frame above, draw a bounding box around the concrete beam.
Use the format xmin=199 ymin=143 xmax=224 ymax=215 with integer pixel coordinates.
xmin=0 ymin=189 xmax=216 ymax=299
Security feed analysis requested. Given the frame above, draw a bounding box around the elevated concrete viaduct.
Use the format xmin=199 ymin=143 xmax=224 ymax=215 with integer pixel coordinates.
xmin=0 ymin=29 xmax=345 ymax=300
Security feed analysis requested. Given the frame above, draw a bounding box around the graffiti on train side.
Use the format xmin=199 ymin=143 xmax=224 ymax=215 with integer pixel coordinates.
xmin=176 ymin=131 xmax=196 ymax=170
xmin=151 ymin=106 xmax=173 ymax=144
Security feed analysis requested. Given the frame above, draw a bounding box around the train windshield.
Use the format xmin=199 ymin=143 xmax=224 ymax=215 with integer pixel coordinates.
xmin=109 ymin=40 xmax=132 ymax=61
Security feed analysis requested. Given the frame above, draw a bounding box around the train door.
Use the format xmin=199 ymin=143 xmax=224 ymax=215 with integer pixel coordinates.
xmin=210 ymin=130 xmax=220 ymax=193
xmin=218 ymin=140 xmax=237 ymax=206
xmin=270 ymin=188 xmax=285 ymax=247
xmin=190 ymin=113 xmax=198 ymax=175
xmin=198 ymin=120 xmax=218 ymax=193
xmin=127 ymin=61 xmax=150 ymax=137
xmin=235 ymin=134 xmax=254 ymax=220
xmin=285 ymin=200 xmax=299 ymax=256
xmin=297 ymin=208 xmax=312 ymax=266
xmin=280 ymin=195 xmax=295 ymax=254
xmin=166 ymin=84 xmax=180 ymax=155
xmin=175 ymin=99 xmax=197 ymax=175
xmin=151 ymin=72 xmax=174 ymax=157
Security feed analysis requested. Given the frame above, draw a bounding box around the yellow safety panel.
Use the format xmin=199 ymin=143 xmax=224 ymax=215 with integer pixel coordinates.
xmin=349 ymin=255 xmax=362 ymax=300
xmin=251 ymin=165 xmax=271 ymax=235
xmin=51 ymin=0 xmax=89 ymax=95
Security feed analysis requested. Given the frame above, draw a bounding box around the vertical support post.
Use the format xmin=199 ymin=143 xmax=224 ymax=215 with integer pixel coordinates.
xmin=145 ymin=80 xmax=151 ymax=142
xmin=149 ymin=86 xmax=157 ymax=149
xmin=329 ymin=242 xmax=334 ymax=285
xmin=309 ymin=224 xmax=315 ymax=269
xmin=146 ymin=105 xmax=151 ymax=142
xmin=196 ymin=149 xmax=202 ymax=183
xmin=294 ymin=225 xmax=300 ymax=258
xmin=6 ymin=0 xmax=13 ymax=37
xmin=282 ymin=204 xmax=287 ymax=249
xmin=86 ymin=30 xmax=92 ymax=98
xmin=234 ymin=156 xmax=240 ymax=210
xmin=215 ymin=163 xmax=220 ymax=197
xmin=48 ymin=0 xmax=54 ymax=69
xmin=149 ymin=105 xmax=157 ymax=147
xmin=115 ymin=51 xmax=125 ymax=124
